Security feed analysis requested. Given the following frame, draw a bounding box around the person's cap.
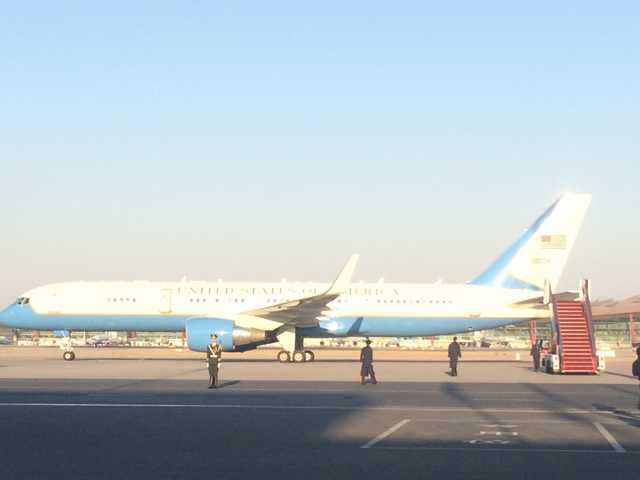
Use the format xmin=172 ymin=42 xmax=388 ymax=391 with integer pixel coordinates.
xmin=210 ymin=334 xmax=218 ymax=339
xmin=365 ymin=339 xmax=371 ymax=344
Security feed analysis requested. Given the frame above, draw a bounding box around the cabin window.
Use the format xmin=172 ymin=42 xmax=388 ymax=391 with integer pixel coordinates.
xmin=15 ymin=297 xmax=30 ymax=305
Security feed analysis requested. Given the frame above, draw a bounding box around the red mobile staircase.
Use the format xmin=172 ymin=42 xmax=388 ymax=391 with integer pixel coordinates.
xmin=551 ymin=288 xmax=598 ymax=373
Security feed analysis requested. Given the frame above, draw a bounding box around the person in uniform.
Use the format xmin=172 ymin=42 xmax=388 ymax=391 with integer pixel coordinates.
xmin=206 ymin=334 xmax=222 ymax=389
xmin=530 ymin=339 xmax=542 ymax=372
xmin=360 ymin=339 xmax=377 ymax=385
xmin=448 ymin=337 xmax=462 ymax=376
xmin=632 ymin=346 xmax=640 ymax=408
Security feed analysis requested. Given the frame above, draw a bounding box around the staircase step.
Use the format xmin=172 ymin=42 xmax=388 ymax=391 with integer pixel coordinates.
xmin=554 ymin=300 xmax=596 ymax=373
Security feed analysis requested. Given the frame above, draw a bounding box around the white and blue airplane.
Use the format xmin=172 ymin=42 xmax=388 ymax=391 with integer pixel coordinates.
xmin=0 ymin=193 xmax=591 ymax=362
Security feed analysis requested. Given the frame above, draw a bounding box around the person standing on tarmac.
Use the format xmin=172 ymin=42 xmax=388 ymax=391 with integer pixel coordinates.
xmin=360 ymin=339 xmax=378 ymax=385
xmin=448 ymin=337 xmax=462 ymax=377
xmin=632 ymin=347 xmax=640 ymax=408
xmin=530 ymin=339 xmax=542 ymax=372
xmin=206 ymin=334 xmax=222 ymax=389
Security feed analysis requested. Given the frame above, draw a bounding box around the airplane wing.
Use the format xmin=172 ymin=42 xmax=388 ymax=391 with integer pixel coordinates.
xmin=245 ymin=254 xmax=359 ymax=327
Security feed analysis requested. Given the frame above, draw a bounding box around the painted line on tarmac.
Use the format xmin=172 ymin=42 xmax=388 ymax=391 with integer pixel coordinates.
xmin=0 ymin=402 xmax=637 ymax=416
xmin=370 ymin=446 xmax=638 ymax=455
xmin=221 ymin=387 xmax=597 ymax=396
xmin=593 ymin=422 xmax=626 ymax=453
xmin=0 ymin=385 xmax=636 ymax=396
xmin=181 ymin=386 xmax=639 ymax=396
xmin=361 ymin=419 xmax=411 ymax=449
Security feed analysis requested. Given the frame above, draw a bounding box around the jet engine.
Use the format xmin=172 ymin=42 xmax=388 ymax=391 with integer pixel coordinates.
xmin=185 ymin=317 xmax=271 ymax=352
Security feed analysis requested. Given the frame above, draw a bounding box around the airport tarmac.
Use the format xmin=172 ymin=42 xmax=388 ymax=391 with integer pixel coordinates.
xmin=1 ymin=347 xmax=639 ymax=480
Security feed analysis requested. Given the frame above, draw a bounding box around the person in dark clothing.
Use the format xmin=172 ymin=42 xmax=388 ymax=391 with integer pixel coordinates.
xmin=632 ymin=347 xmax=640 ymax=408
xmin=360 ymin=339 xmax=377 ymax=385
xmin=206 ymin=334 xmax=222 ymax=389
xmin=448 ymin=337 xmax=462 ymax=376
xmin=530 ymin=339 xmax=542 ymax=372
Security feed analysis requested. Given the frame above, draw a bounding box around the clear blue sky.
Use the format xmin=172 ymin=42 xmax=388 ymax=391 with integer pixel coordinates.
xmin=1 ymin=1 xmax=638 ymax=305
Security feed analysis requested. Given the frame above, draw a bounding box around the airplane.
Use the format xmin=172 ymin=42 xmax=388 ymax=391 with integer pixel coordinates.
xmin=0 ymin=193 xmax=591 ymax=363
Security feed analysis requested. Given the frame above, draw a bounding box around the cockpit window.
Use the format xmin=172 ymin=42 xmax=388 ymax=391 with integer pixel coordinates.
xmin=15 ymin=297 xmax=30 ymax=305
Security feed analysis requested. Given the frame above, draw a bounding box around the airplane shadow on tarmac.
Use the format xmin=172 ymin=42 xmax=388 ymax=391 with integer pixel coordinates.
xmin=1 ymin=379 xmax=639 ymax=480
xmin=72 ymin=357 xmax=530 ymax=364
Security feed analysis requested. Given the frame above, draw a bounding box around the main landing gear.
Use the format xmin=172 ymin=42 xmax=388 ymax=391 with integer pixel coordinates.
xmin=277 ymin=350 xmax=315 ymax=363
xmin=276 ymin=331 xmax=315 ymax=363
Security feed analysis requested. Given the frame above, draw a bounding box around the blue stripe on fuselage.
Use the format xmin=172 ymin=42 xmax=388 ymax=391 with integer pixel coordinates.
xmin=1 ymin=305 xmax=526 ymax=337
xmin=300 ymin=316 xmax=522 ymax=337
xmin=0 ymin=305 xmax=187 ymax=332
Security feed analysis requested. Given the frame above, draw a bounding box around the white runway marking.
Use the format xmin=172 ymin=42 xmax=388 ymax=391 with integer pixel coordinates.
xmin=481 ymin=424 xmax=518 ymax=428
xmin=593 ymin=421 xmax=626 ymax=453
xmin=0 ymin=403 xmax=637 ymax=417
xmin=372 ymin=446 xmax=637 ymax=455
xmin=361 ymin=419 xmax=411 ymax=449
xmin=479 ymin=431 xmax=519 ymax=436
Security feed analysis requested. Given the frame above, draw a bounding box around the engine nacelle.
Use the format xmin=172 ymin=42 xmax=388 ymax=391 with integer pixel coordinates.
xmin=185 ymin=317 xmax=269 ymax=352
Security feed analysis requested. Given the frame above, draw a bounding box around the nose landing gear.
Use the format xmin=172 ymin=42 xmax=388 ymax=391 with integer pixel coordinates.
xmin=60 ymin=331 xmax=76 ymax=361
xmin=63 ymin=350 xmax=76 ymax=361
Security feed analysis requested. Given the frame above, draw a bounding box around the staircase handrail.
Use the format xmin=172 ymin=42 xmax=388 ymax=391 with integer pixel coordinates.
xmin=550 ymin=298 xmax=563 ymax=363
xmin=581 ymin=279 xmax=597 ymax=365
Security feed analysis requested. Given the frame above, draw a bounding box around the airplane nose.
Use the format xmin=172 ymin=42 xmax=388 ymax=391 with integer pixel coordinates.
xmin=0 ymin=305 xmax=13 ymax=327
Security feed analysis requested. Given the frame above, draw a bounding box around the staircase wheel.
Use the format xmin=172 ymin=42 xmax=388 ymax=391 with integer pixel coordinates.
xmin=304 ymin=350 xmax=315 ymax=362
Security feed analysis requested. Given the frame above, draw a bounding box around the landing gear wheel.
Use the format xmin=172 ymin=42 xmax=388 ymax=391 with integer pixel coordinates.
xmin=304 ymin=350 xmax=315 ymax=362
xmin=277 ymin=350 xmax=291 ymax=363
xmin=292 ymin=351 xmax=306 ymax=363
xmin=63 ymin=351 xmax=76 ymax=361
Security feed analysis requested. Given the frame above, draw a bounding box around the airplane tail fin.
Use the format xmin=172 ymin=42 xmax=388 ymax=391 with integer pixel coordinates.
xmin=470 ymin=193 xmax=591 ymax=291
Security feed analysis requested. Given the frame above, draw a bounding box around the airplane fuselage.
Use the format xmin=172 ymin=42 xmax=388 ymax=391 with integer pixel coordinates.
xmin=1 ymin=280 xmax=548 ymax=338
